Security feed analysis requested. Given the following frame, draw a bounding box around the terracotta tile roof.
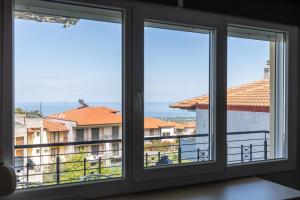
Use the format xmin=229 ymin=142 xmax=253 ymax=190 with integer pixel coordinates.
xmin=144 ymin=118 xmax=196 ymax=130
xmin=48 ymin=107 xmax=122 ymax=126
xmin=144 ymin=117 xmax=174 ymax=129
xmin=43 ymin=120 xmax=69 ymax=132
xmin=27 ymin=128 xmax=40 ymax=133
xmin=170 ymin=79 xmax=270 ymax=112
xmin=49 ymin=106 xmax=195 ymax=129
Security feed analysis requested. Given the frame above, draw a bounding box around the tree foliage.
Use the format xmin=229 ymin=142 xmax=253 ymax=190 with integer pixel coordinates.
xmin=43 ymin=152 xmax=122 ymax=185
xmin=15 ymin=107 xmax=43 ymax=118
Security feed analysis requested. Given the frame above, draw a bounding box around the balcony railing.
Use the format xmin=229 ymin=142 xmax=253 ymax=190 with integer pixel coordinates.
xmin=14 ymin=138 xmax=122 ymax=189
xmin=144 ymin=130 xmax=270 ymax=167
xmin=13 ymin=130 xmax=270 ymax=188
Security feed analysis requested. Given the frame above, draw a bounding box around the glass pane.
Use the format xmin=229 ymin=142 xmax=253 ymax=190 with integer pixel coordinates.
xmin=144 ymin=22 xmax=213 ymax=168
xmin=92 ymin=128 xmax=99 ymax=140
xmin=14 ymin=3 xmax=123 ymax=188
xmin=227 ymin=26 xmax=287 ymax=165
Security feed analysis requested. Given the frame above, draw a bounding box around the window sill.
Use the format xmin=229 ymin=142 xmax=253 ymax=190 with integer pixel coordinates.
xmin=99 ymin=177 xmax=300 ymax=200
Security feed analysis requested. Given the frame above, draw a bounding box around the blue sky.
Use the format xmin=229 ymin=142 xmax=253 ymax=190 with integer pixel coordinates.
xmin=15 ymin=18 xmax=269 ymax=104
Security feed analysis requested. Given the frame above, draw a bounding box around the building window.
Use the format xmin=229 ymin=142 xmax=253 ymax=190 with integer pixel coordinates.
xmin=76 ymin=129 xmax=84 ymax=142
xmin=91 ymin=145 xmax=99 ymax=156
xmin=162 ymin=132 xmax=170 ymax=137
xmin=149 ymin=129 xmax=154 ymax=136
xmin=227 ymin=26 xmax=287 ymax=164
xmin=112 ymin=127 xmax=119 ymax=139
xmin=51 ymin=132 xmax=59 ymax=143
xmin=15 ymin=136 xmax=24 ymax=145
xmin=144 ymin=22 xmax=213 ymax=168
xmin=91 ymin=128 xmax=99 ymax=141
xmin=112 ymin=143 xmax=120 ymax=156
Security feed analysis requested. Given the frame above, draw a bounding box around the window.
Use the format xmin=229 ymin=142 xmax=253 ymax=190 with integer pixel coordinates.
xmin=92 ymin=128 xmax=99 ymax=140
xmin=99 ymin=128 xmax=105 ymax=140
xmin=144 ymin=22 xmax=214 ymax=168
xmin=51 ymin=132 xmax=59 ymax=143
xmin=112 ymin=127 xmax=119 ymax=139
xmin=227 ymin=26 xmax=287 ymax=164
xmin=15 ymin=136 xmax=24 ymax=145
xmin=112 ymin=143 xmax=120 ymax=156
xmin=76 ymin=129 xmax=84 ymax=142
xmin=13 ymin=1 xmax=124 ymax=189
xmin=0 ymin=1 xmax=296 ymax=199
xmin=91 ymin=145 xmax=99 ymax=156
xmin=161 ymin=132 xmax=170 ymax=137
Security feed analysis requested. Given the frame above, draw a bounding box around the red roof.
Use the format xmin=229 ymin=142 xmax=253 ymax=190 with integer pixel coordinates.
xmin=48 ymin=107 xmax=122 ymax=126
xmin=43 ymin=120 xmax=69 ymax=132
xmin=144 ymin=117 xmax=195 ymax=130
xmin=49 ymin=106 xmax=195 ymax=129
xmin=144 ymin=117 xmax=174 ymax=129
xmin=170 ymin=79 xmax=270 ymax=112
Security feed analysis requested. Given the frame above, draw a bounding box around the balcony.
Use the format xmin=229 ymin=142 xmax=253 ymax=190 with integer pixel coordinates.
xmin=144 ymin=130 xmax=270 ymax=167
xmin=14 ymin=139 xmax=123 ymax=189
xmin=13 ymin=130 xmax=269 ymax=188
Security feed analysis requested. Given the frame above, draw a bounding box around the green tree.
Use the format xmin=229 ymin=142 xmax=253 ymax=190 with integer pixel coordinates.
xmin=43 ymin=152 xmax=122 ymax=185
xmin=15 ymin=107 xmax=43 ymax=118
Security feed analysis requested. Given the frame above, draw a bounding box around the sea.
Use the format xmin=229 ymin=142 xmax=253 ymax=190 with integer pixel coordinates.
xmin=15 ymin=102 xmax=196 ymax=121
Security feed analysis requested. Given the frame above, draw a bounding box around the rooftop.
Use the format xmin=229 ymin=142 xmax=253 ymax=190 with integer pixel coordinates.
xmin=170 ymin=79 xmax=270 ymax=112
xmin=43 ymin=120 xmax=69 ymax=132
xmin=48 ymin=106 xmax=122 ymax=126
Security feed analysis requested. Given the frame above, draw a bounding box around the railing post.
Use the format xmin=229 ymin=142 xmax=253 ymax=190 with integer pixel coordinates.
xmin=158 ymin=152 xmax=161 ymax=161
xmin=56 ymin=157 xmax=60 ymax=184
xmin=241 ymin=145 xmax=244 ymax=163
xmin=145 ymin=153 xmax=148 ymax=167
xmin=264 ymin=140 xmax=268 ymax=160
xmin=26 ymin=163 xmax=29 ymax=186
xmin=178 ymin=146 xmax=181 ymax=164
xmin=250 ymin=144 xmax=252 ymax=162
xmin=98 ymin=157 xmax=101 ymax=174
xmin=84 ymin=158 xmax=87 ymax=176
xmin=197 ymin=148 xmax=200 ymax=162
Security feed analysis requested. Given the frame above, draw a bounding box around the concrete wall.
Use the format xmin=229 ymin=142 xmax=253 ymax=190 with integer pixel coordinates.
xmin=182 ymin=109 xmax=271 ymax=163
xmin=196 ymin=109 xmax=270 ymax=133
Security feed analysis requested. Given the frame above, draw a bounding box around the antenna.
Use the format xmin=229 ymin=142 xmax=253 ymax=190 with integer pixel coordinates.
xmin=39 ymin=102 xmax=42 ymax=115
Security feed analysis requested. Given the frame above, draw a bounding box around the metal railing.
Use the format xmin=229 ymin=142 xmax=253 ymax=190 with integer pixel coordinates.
xmin=14 ymin=138 xmax=122 ymax=189
xmin=14 ymin=130 xmax=270 ymax=188
xmin=144 ymin=130 xmax=270 ymax=167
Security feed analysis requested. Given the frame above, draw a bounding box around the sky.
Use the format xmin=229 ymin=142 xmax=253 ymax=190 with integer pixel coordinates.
xmin=14 ymin=16 xmax=269 ymax=104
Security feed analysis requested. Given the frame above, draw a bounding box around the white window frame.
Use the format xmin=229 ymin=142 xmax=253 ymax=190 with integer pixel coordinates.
xmin=0 ymin=0 xmax=297 ymax=199
xmin=223 ymin=17 xmax=297 ymax=174
xmin=132 ymin=5 xmax=226 ymax=181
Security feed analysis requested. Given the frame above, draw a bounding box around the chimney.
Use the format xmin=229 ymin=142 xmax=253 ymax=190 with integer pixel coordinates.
xmin=264 ymin=60 xmax=270 ymax=79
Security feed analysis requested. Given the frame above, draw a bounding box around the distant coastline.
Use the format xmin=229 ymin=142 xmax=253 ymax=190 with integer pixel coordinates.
xmin=15 ymin=102 xmax=196 ymax=120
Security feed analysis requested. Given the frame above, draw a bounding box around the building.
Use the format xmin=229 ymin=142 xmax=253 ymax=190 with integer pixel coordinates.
xmin=14 ymin=103 xmax=196 ymax=184
xmin=170 ymin=78 xmax=272 ymax=163
xmin=170 ymin=79 xmax=270 ymax=134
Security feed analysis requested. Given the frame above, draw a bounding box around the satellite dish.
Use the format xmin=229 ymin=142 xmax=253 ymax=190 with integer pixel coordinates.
xmin=78 ymin=99 xmax=89 ymax=108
